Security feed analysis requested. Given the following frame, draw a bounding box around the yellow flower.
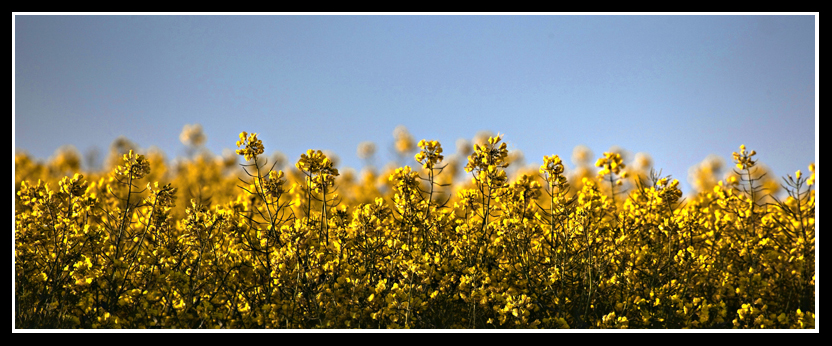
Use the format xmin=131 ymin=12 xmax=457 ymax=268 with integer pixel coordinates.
xmin=415 ymin=139 xmax=444 ymax=169
xmin=235 ymin=131 xmax=265 ymax=161
xmin=732 ymin=144 xmax=757 ymax=170
xmin=115 ymin=150 xmax=151 ymax=179
xmin=807 ymin=163 xmax=815 ymax=185
xmin=596 ymin=152 xmax=625 ymax=177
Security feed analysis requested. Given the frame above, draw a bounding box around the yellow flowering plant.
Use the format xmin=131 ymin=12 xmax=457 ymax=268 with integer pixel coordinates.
xmin=14 ymin=130 xmax=815 ymax=329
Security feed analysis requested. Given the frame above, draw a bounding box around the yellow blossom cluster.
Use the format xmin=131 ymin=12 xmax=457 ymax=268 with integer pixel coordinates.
xmin=236 ymin=131 xmax=265 ymax=162
xmin=732 ymin=144 xmax=757 ymax=170
xmin=414 ymin=140 xmax=444 ymax=169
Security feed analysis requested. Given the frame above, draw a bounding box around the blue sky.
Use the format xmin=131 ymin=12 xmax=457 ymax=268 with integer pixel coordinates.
xmin=13 ymin=14 xmax=817 ymax=196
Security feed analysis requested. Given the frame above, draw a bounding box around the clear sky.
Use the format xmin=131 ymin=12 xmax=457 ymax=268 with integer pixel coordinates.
xmin=13 ymin=14 xmax=817 ymax=196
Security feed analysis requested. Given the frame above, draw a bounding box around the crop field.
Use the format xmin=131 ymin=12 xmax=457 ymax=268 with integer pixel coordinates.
xmin=14 ymin=131 xmax=815 ymax=329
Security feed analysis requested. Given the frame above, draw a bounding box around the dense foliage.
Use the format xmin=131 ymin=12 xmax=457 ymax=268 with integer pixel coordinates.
xmin=15 ymin=130 xmax=815 ymax=329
